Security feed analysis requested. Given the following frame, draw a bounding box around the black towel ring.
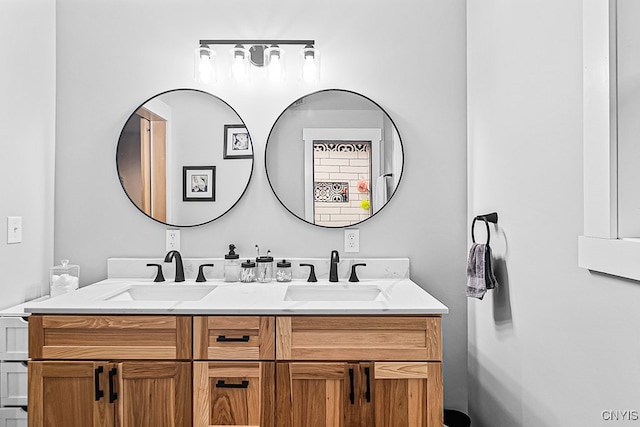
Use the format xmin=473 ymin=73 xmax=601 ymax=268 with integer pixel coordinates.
xmin=471 ymin=212 xmax=498 ymax=245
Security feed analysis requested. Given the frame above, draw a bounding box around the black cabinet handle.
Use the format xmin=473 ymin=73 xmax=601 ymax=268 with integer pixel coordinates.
xmin=215 ymin=380 xmax=249 ymax=389
xmin=349 ymin=368 xmax=355 ymax=404
xmin=108 ymin=367 xmax=118 ymax=403
xmin=216 ymin=335 xmax=250 ymax=342
xmin=364 ymin=367 xmax=371 ymax=402
xmin=94 ymin=366 xmax=104 ymax=401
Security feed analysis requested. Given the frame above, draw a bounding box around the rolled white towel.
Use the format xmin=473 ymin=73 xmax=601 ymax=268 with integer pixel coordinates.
xmin=374 ymin=175 xmax=388 ymax=213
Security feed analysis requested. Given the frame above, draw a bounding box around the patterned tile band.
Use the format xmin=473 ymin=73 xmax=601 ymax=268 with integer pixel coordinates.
xmin=314 ymin=182 xmax=349 ymax=202
xmin=314 ymin=142 xmax=370 ymax=152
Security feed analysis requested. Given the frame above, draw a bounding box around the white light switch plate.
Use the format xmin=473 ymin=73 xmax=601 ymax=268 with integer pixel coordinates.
xmin=7 ymin=216 xmax=22 ymax=244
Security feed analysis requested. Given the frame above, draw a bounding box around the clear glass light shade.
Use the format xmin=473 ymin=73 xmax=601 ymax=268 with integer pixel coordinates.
xmin=194 ymin=45 xmax=217 ymax=84
xmin=230 ymin=45 xmax=250 ymax=84
xmin=300 ymin=45 xmax=320 ymax=83
xmin=264 ymin=45 xmax=286 ymax=83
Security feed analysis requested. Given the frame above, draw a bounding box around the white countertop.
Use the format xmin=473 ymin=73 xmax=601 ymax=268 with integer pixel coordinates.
xmin=22 ymin=278 xmax=448 ymax=315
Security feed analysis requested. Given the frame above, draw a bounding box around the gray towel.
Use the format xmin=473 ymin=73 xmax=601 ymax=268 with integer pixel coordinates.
xmin=466 ymin=243 xmax=498 ymax=299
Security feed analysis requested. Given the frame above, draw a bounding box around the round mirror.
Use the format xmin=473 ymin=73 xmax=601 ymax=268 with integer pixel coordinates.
xmin=265 ymin=89 xmax=404 ymax=228
xmin=116 ymin=89 xmax=253 ymax=227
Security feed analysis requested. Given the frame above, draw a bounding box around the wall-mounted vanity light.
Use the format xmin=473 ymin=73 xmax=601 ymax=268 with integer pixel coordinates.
xmin=194 ymin=39 xmax=320 ymax=84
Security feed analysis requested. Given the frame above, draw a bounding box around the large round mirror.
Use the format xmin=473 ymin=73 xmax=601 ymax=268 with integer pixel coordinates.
xmin=265 ymin=89 xmax=404 ymax=228
xmin=116 ymin=89 xmax=253 ymax=227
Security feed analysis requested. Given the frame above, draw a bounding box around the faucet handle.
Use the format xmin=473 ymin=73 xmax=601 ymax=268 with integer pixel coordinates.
xmin=146 ymin=263 xmax=165 ymax=282
xmin=196 ymin=264 xmax=215 ymax=282
xmin=300 ymin=263 xmax=317 ymax=282
xmin=349 ymin=263 xmax=367 ymax=283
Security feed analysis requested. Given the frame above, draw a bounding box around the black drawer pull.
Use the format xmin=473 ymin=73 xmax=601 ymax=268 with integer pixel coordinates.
xmin=216 ymin=335 xmax=250 ymax=342
xmin=108 ymin=367 xmax=118 ymax=403
xmin=216 ymin=380 xmax=249 ymax=389
xmin=349 ymin=368 xmax=355 ymax=404
xmin=94 ymin=366 xmax=104 ymax=401
xmin=364 ymin=367 xmax=371 ymax=402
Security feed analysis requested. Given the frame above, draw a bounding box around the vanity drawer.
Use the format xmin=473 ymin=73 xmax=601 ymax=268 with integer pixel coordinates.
xmin=276 ymin=316 xmax=442 ymax=361
xmin=0 ymin=317 xmax=28 ymax=361
xmin=0 ymin=362 xmax=27 ymax=407
xmin=0 ymin=407 xmax=27 ymax=427
xmin=29 ymin=315 xmax=192 ymax=360
xmin=194 ymin=316 xmax=275 ymax=360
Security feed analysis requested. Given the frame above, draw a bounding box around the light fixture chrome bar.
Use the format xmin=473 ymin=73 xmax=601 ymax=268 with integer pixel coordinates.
xmin=199 ymin=39 xmax=315 ymax=46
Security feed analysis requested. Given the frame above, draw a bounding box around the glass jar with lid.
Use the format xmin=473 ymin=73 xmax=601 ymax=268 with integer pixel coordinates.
xmin=256 ymin=255 xmax=274 ymax=283
xmin=50 ymin=259 xmax=80 ymax=297
xmin=240 ymin=259 xmax=256 ymax=283
xmin=276 ymin=259 xmax=292 ymax=282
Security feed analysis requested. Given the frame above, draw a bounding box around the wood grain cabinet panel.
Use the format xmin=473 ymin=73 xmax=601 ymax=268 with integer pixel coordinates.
xmin=275 ymin=361 xmax=443 ymax=427
xmin=194 ymin=316 xmax=275 ymax=360
xmin=370 ymin=362 xmax=443 ymax=427
xmin=29 ymin=315 xmax=192 ymax=360
xmin=29 ymin=361 xmax=191 ymax=427
xmin=28 ymin=361 xmax=115 ymax=427
xmin=276 ymin=316 xmax=442 ymax=361
xmin=276 ymin=362 xmax=351 ymax=427
xmin=193 ymin=361 xmax=274 ymax=427
xmin=117 ymin=361 xmax=192 ymax=427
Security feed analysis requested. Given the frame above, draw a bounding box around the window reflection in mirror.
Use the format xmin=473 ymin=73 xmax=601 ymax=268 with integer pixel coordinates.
xmin=265 ymin=89 xmax=404 ymax=228
xmin=116 ymin=89 xmax=253 ymax=227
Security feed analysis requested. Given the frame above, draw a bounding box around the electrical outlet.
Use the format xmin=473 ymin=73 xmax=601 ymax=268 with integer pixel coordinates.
xmin=344 ymin=229 xmax=360 ymax=253
xmin=7 ymin=216 xmax=22 ymax=244
xmin=166 ymin=229 xmax=180 ymax=251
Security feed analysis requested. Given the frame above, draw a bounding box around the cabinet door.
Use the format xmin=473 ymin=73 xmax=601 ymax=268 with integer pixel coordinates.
xmin=193 ymin=362 xmax=274 ymax=427
xmin=28 ymin=361 xmax=114 ymax=427
xmin=276 ymin=362 xmax=356 ymax=427
xmin=115 ymin=361 xmax=191 ymax=427
xmin=368 ymin=362 xmax=443 ymax=427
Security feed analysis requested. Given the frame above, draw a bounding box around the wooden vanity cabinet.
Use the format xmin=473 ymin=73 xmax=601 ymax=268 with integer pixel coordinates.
xmin=28 ymin=315 xmax=192 ymax=427
xmin=27 ymin=313 xmax=443 ymax=427
xmin=275 ymin=316 xmax=443 ymax=427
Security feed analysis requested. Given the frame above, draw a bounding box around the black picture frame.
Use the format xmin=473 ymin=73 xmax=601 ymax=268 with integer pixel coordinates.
xmin=183 ymin=166 xmax=216 ymax=201
xmin=223 ymin=124 xmax=253 ymax=159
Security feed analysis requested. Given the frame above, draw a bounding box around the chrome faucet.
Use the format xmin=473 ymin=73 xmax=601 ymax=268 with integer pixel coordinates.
xmin=164 ymin=250 xmax=185 ymax=282
xmin=329 ymin=250 xmax=340 ymax=282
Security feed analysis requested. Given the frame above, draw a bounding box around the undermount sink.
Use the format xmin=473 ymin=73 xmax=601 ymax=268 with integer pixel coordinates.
xmin=106 ymin=284 xmax=218 ymax=302
xmin=284 ymin=284 xmax=385 ymax=302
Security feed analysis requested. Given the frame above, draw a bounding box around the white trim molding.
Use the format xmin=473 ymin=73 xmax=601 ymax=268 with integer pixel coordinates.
xmin=580 ymin=0 xmax=640 ymax=281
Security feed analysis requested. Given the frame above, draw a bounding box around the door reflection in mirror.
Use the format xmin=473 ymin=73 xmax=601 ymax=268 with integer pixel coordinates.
xmin=116 ymin=89 xmax=253 ymax=227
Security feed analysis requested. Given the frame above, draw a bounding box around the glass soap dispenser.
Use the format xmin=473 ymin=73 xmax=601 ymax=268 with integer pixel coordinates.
xmin=224 ymin=244 xmax=241 ymax=282
xmin=50 ymin=259 xmax=80 ymax=297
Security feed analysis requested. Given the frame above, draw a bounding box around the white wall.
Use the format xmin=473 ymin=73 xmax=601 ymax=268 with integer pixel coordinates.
xmin=468 ymin=1 xmax=640 ymax=426
xmin=55 ymin=0 xmax=467 ymax=408
xmin=0 ymin=0 xmax=55 ymax=307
